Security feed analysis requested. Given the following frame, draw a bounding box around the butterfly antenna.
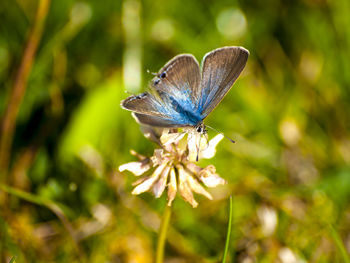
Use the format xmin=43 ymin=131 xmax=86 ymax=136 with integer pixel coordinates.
xmin=124 ymin=90 xmax=135 ymax=95
xmin=206 ymin=125 xmax=236 ymax=143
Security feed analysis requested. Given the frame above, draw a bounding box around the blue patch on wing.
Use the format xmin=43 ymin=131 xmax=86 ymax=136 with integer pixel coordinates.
xmin=155 ymin=91 xmax=202 ymax=126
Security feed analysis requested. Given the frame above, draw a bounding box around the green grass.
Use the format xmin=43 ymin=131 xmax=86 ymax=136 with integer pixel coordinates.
xmin=1 ymin=0 xmax=350 ymax=261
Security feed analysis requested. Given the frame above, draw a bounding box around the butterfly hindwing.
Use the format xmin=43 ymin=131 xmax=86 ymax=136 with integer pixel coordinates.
xmin=132 ymin=113 xmax=188 ymax=128
xmin=121 ymin=92 xmax=166 ymax=117
xmin=122 ymin=54 xmax=204 ymax=127
xmin=199 ymin=47 xmax=249 ymax=118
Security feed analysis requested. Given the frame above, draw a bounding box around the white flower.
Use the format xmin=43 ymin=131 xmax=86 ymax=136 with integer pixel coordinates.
xmin=119 ymin=129 xmax=227 ymax=207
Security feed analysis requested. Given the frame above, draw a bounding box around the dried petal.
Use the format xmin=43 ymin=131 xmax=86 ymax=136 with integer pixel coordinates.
xmin=153 ymin=164 xmax=171 ymax=198
xmin=132 ymin=176 xmax=148 ymax=186
xmin=186 ymin=162 xmax=202 ymax=174
xmin=199 ymin=173 xmax=226 ymax=188
xmin=167 ymin=168 xmax=177 ymax=206
xmin=187 ymin=175 xmax=213 ymax=200
xmin=119 ymin=160 xmax=151 ymax=176
xmin=200 ymin=134 xmax=224 ymax=159
xmin=132 ymin=162 xmax=167 ymax=195
xmin=198 ymin=165 xmax=226 ymax=187
xmin=151 ymin=149 xmax=164 ymax=166
xmin=130 ymin=149 xmax=147 ymax=160
xmin=177 ymin=165 xmax=198 ymax=208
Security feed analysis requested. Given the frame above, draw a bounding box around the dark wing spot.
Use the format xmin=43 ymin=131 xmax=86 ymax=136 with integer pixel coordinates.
xmin=153 ymin=72 xmax=166 ymax=85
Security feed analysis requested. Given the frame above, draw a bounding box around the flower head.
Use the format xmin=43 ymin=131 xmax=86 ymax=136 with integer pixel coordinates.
xmin=119 ymin=128 xmax=226 ymax=208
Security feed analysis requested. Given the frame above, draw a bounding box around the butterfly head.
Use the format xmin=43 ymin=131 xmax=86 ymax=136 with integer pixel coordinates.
xmin=195 ymin=123 xmax=207 ymax=135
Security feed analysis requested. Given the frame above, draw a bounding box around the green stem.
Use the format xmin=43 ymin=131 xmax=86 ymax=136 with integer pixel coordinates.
xmin=156 ymin=204 xmax=172 ymax=263
xmin=0 ymin=0 xmax=51 ymax=174
xmin=329 ymin=224 xmax=350 ymax=263
xmin=222 ymin=196 xmax=233 ymax=263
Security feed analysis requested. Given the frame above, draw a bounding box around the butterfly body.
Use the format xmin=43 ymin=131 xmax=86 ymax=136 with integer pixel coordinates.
xmin=121 ymin=46 xmax=249 ymax=132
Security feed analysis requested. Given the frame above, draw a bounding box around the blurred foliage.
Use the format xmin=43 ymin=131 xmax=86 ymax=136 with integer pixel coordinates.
xmin=1 ymin=0 xmax=350 ymax=262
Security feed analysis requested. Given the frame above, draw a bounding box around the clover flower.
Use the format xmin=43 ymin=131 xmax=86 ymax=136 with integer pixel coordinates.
xmin=119 ymin=128 xmax=226 ymax=207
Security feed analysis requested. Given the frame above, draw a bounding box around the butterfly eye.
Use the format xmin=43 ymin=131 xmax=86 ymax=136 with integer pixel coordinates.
xmin=196 ymin=126 xmax=202 ymax=133
xmin=160 ymin=72 xmax=166 ymax=78
xmin=154 ymin=79 xmax=160 ymax=85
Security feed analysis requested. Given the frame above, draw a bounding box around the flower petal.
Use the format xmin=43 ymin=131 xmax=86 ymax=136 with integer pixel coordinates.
xmin=151 ymin=149 xmax=164 ymax=166
xmin=177 ymin=165 xmax=198 ymax=208
xmin=131 ymin=162 xmax=167 ymax=195
xmin=200 ymin=134 xmax=224 ymax=159
xmin=198 ymin=165 xmax=227 ymax=187
xmin=153 ymin=164 xmax=171 ymax=198
xmin=132 ymin=176 xmax=148 ymax=186
xmin=187 ymin=175 xmax=213 ymax=200
xmin=185 ymin=162 xmax=201 ymax=174
xmin=199 ymin=133 xmax=209 ymax=151
xmin=130 ymin=149 xmax=147 ymax=160
xmin=176 ymin=133 xmax=188 ymax=155
xmin=167 ymin=168 xmax=177 ymax=206
xmin=187 ymin=133 xmax=200 ymax=162
xmin=160 ymin=129 xmax=186 ymax=146
xmin=119 ymin=160 xmax=151 ymax=176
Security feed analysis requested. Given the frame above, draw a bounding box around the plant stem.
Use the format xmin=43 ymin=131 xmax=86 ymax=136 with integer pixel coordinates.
xmin=156 ymin=204 xmax=172 ymax=263
xmin=0 ymin=0 xmax=51 ymax=175
xmin=329 ymin=224 xmax=350 ymax=263
xmin=222 ymin=196 xmax=233 ymax=263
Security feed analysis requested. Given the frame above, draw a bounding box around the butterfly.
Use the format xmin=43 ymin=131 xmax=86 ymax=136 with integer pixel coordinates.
xmin=121 ymin=46 xmax=249 ymax=135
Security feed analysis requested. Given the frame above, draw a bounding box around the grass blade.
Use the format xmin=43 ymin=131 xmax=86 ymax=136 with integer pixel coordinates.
xmin=222 ymin=196 xmax=233 ymax=263
xmin=329 ymin=224 xmax=350 ymax=263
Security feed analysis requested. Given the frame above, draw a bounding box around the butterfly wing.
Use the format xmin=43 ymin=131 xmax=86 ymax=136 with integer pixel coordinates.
xmin=121 ymin=92 xmax=182 ymax=126
xmin=121 ymin=47 xmax=249 ymax=127
xmin=198 ymin=46 xmax=249 ymax=118
xmin=151 ymin=54 xmax=201 ymax=104
xmin=121 ymin=54 xmax=203 ymax=127
xmin=132 ymin=113 xmax=187 ymax=127
xmin=121 ymin=92 xmax=165 ymax=117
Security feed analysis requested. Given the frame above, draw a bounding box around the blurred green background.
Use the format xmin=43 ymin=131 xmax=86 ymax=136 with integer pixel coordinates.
xmin=1 ymin=0 xmax=350 ymax=262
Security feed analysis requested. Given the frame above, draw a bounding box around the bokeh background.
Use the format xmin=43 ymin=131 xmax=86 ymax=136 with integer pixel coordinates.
xmin=1 ymin=0 xmax=350 ymax=262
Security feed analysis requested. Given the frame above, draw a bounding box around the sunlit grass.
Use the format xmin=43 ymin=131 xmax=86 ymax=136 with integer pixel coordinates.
xmin=1 ymin=0 xmax=350 ymax=261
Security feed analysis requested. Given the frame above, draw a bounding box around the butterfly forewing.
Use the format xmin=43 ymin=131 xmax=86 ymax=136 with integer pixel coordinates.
xmin=151 ymin=54 xmax=201 ymax=104
xmin=199 ymin=47 xmax=249 ymax=118
xmin=122 ymin=54 xmax=203 ymax=127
